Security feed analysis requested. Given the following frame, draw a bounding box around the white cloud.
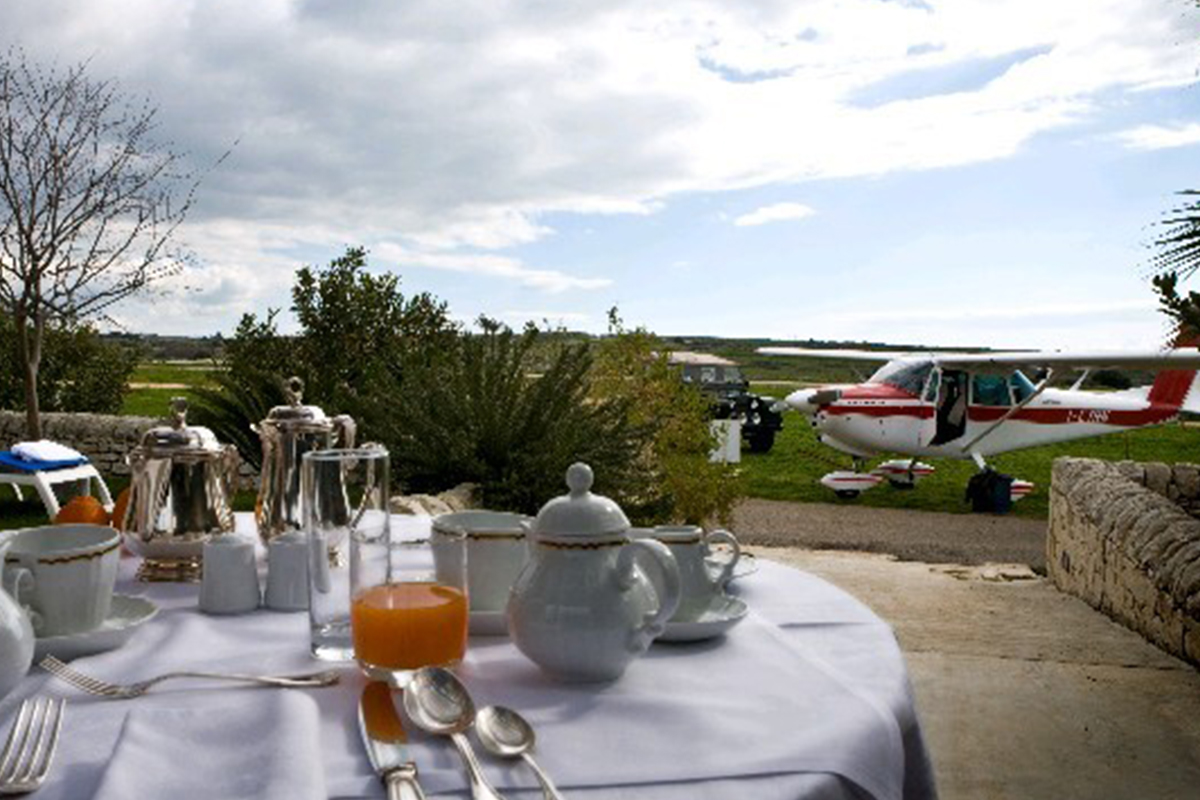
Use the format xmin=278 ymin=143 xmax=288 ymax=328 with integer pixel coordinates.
xmin=1114 ymin=123 xmax=1200 ymax=151
xmin=5 ymin=0 xmax=1193 ymax=243
xmin=734 ymin=202 xmax=816 ymax=227
xmin=1 ymin=0 xmax=1196 ymax=333
xmin=373 ymin=243 xmax=611 ymax=293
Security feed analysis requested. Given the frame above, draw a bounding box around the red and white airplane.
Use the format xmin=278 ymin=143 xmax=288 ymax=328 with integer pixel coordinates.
xmin=757 ymin=346 xmax=1200 ymax=499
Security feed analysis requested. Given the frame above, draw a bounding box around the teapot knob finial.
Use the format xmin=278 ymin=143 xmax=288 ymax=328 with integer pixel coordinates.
xmin=170 ymin=396 xmax=189 ymax=429
xmin=284 ymin=376 xmax=304 ymax=406
xmin=566 ymin=462 xmax=593 ymax=497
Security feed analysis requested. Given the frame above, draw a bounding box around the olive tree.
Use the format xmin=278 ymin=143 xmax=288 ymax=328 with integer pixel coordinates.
xmin=0 ymin=48 xmax=199 ymax=437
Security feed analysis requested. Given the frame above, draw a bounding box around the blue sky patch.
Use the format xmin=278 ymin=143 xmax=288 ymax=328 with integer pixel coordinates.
xmin=850 ymin=44 xmax=1055 ymax=108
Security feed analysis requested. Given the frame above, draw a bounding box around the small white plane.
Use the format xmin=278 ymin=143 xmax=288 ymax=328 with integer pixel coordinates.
xmin=757 ymin=345 xmax=1200 ymax=500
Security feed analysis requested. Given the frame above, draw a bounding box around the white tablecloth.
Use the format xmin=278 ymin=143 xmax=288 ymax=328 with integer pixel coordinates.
xmin=0 ymin=516 xmax=936 ymax=800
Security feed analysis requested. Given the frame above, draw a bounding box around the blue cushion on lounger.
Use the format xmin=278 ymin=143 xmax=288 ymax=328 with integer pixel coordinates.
xmin=0 ymin=451 xmax=89 ymax=472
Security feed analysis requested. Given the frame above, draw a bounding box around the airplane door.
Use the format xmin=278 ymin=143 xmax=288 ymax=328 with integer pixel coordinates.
xmin=917 ymin=367 xmax=940 ymax=448
xmin=929 ymin=369 xmax=969 ymax=446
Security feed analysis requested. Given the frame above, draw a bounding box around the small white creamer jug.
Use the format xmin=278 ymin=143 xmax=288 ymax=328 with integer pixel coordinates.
xmin=507 ymin=463 xmax=681 ymax=682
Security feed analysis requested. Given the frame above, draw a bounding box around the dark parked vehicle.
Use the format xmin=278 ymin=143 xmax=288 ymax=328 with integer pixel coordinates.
xmin=669 ymin=352 xmax=783 ymax=453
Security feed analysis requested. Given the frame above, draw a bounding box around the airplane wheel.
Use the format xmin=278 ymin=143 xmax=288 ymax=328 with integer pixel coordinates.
xmin=888 ymin=479 xmax=916 ymax=490
xmin=834 ymin=490 xmax=861 ymax=500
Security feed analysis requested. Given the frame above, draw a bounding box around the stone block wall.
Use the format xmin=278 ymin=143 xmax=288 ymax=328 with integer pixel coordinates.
xmin=0 ymin=410 xmax=260 ymax=490
xmin=1049 ymin=457 xmax=1200 ymax=668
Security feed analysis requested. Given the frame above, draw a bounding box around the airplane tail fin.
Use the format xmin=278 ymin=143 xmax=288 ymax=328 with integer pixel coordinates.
xmin=1149 ymin=370 xmax=1200 ymax=413
xmin=1151 ymin=328 xmax=1200 ymax=412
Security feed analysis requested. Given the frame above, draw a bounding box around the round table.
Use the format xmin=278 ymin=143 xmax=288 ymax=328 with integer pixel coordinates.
xmin=0 ymin=515 xmax=936 ymax=800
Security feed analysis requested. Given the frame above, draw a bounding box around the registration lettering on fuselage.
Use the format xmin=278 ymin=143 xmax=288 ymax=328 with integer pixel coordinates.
xmin=1065 ymin=408 xmax=1110 ymax=424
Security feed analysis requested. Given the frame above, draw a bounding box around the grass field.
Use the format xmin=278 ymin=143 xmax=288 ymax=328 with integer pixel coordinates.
xmin=130 ymin=361 xmax=218 ymax=386
xmin=121 ymin=361 xmax=217 ymax=417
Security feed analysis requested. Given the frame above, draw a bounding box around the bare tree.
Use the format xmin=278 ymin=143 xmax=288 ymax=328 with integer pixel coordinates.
xmin=0 ymin=48 xmax=199 ymax=438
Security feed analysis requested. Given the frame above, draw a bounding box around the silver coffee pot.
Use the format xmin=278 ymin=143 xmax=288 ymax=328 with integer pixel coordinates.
xmin=124 ymin=398 xmax=240 ymax=582
xmin=253 ymin=377 xmax=355 ymax=544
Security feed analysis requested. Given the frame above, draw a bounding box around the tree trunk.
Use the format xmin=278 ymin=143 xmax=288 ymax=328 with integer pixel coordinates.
xmin=15 ymin=311 xmax=43 ymax=440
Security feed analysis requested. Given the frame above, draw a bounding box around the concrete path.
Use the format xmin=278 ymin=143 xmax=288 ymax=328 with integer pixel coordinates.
xmin=734 ymin=498 xmax=1048 ymax=571
xmin=756 ymin=547 xmax=1200 ymax=799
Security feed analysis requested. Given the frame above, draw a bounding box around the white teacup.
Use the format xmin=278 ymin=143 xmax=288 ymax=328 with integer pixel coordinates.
xmin=432 ymin=511 xmax=531 ymax=612
xmin=3 ymin=524 xmax=120 ymax=637
xmin=648 ymin=525 xmax=741 ymax=621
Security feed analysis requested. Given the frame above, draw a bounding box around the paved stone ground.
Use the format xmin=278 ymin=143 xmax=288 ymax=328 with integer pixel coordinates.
xmin=748 ymin=537 xmax=1200 ymax=798
xmin=733 ymin=498 xmax=1048 ymax=572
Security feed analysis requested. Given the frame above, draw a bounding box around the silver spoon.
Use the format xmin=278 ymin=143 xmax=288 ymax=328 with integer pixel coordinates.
xmin=476 ymin=706 xmax=565 ymax=800
xmin=402 ymin=667 xmax=508 ymax=800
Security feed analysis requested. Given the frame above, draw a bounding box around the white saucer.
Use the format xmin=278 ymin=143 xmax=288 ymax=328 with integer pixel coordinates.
xmin=469 ymin=610 xmax=508 ymax=636
xmin=658 ymin=595 xmax=748 ymax=643
xmin=34 ymin=595 xmax=159 ymax=661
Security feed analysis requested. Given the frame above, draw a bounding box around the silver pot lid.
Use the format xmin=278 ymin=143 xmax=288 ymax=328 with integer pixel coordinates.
xmin=263 ymin=376 xmax=331 ymax=426
xmin=531 ymin=462 xmax=630 ymax=539
xmin=138 ymin=397 xmax=225 ymax=456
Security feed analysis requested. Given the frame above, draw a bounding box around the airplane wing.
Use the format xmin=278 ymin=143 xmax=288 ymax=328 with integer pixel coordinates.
xmin=758 ymin=346 xmax=1200 ymax=371
xmin=756 ymin=347 xmax=917 ymax=360
xmin=929 ymin=350 xmax=1200 ymax=372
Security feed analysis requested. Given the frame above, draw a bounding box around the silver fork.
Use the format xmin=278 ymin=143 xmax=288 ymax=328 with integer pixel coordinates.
xmin=40 ymin=656 xmax=340 ymax=699
xmin=0 ymin=697 xmax=65 ymax=795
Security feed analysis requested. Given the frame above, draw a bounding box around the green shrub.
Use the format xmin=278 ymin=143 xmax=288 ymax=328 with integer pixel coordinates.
xmin=196 ymin=249 xmax=738 ymax=524
xmin=589 ymin=310 xmax=743 ymax=526
xmin=384 ymin=318 xmax=646 ymax=514
xmin=191 ymin=367 xmax=287 ymax=472
xmin=0 ymin=315 xmax=138 ymax=414
xmin=192 ymin=247 xmax=458 ymax=469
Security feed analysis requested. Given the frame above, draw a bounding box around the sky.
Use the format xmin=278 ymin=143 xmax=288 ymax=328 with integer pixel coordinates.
xmin=2 ymin=0 xmax=1199 ymax=350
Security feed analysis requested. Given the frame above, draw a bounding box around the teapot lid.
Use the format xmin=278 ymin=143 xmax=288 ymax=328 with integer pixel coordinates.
xmin=139 ymin=398 xmax=225 ymax=455
xmin=531 ymin=463 xmax=630 ymax=539
xmin=264 ymin=377 xmax=330 ymax=426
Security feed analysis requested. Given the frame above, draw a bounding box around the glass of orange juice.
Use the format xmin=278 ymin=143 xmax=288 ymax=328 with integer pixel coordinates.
xmin=351 ymin=510 xmax=468 ymax=682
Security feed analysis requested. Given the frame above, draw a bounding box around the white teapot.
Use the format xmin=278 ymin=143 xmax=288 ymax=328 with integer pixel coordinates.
xmin=0 ymin=538 xmax=35 ymax=701
xmin=507 ymin=463 xmax=681 ymax=682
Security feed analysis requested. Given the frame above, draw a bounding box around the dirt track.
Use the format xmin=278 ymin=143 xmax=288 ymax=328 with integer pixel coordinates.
xmin=732 ymin=498 xmax=1048 ymax=571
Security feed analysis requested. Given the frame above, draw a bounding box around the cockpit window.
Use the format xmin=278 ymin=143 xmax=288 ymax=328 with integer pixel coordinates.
xmin=867 ymin=360 xmax=934 ymax=396
xmin=972 ymin=374 xmax=1011 ymax=406
xmin=922 ymin=368 xmax=941 ymax=403
xmin=971 ymin=370 xmax=1041 ymax=406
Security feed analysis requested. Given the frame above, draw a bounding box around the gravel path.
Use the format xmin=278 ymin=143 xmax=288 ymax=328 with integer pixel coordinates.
xmin=732 ymin=498 xmax=1048 ymax=571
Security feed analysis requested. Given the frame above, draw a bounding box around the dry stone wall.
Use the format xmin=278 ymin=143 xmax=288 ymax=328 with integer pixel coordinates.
xmin=1049 ymin=457 xmax=1200 ymax=667
xmin=0 ymin=410 xmax=260 ymax=489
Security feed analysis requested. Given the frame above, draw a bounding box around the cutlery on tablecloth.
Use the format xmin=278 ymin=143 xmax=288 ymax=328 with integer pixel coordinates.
xmin=403 ymin=667 xmax=508 ymax=800
xmin=359 ymin=681 xmax=428 ymax=800
xmin=476 ymin=705 xmax=565 ymax=800
xmin=39 ymin=655 xmax=340 ymax=698
xmin=0 ymin=696 xmax=64 ymax=795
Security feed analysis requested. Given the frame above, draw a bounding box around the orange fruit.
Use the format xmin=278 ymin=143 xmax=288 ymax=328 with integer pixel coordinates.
xmin=110 ymin=488 xmax=132 ymax=531
xmin=54 ymin=495 xmax=111 ymax=526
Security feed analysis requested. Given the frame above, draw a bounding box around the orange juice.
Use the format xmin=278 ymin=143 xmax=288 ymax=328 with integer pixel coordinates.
xmin=351 ymin=582 xmax=468 ymax=670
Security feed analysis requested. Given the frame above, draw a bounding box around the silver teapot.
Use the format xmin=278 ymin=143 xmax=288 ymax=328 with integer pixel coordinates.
xmin=252 ymin=377 xmax=355 ymax=544
xmin=124 ymin=398 xmax=239 ymax=582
